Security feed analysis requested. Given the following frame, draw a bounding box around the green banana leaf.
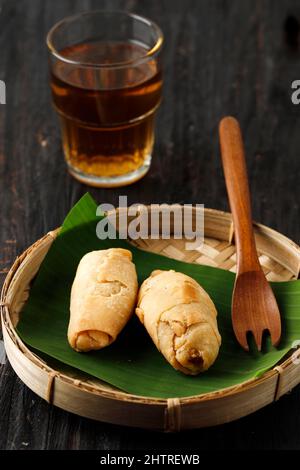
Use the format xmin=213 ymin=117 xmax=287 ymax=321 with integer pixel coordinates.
xmin=16 ymin=194 xmax=300 ymax=398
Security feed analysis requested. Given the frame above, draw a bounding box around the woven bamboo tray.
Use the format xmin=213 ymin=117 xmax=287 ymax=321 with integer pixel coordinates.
xmin=1 ymin=207 xmax=300 ymax=432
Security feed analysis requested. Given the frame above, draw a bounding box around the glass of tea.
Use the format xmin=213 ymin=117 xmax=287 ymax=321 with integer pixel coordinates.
xmin=47 ymin=11 xmax=163 ymax=187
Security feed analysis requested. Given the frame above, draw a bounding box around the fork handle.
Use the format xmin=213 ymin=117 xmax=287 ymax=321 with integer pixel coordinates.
xmin=219 ymin=116 xmax=260 ymax=273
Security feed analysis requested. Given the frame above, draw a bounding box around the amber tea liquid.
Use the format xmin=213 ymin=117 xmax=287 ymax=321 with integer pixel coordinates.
xmin=51 ymin=41 xmax=162 ymax=186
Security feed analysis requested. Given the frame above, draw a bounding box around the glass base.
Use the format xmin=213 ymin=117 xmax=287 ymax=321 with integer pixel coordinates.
xmin=66 ymin=156 xmax=151 ymax=188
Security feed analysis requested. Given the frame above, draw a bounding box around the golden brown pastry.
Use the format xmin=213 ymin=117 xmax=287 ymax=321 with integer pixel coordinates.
xmin=68 ymin=248 xmax=138 ymax=352
xmin=136 ymin=270 xmax=221 ymax=375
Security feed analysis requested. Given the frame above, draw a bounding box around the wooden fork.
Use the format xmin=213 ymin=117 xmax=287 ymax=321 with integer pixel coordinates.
xmin=219 ymin=116 xmax=281 ymax=351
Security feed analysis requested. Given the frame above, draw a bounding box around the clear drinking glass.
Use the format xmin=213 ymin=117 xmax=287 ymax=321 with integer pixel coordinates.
xmin=47 ymin=11 xmax=163 ymax=187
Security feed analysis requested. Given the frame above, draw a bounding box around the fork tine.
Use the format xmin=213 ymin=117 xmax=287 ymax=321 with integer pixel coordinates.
xmin=270 ymin=327 xmax=281 ymax=348
xmin=253 ymin=329 xmax=263 ymax=352
xmin=233 ymin=326 xmax=249 ymax=352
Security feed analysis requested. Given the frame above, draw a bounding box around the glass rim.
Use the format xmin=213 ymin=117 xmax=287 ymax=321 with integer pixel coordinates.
xmin=46 ymin=10 xmax=164 ymax=69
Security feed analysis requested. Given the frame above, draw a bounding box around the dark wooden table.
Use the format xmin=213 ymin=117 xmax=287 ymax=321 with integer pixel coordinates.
xmin=1 ymin=0 xmax=300 ymax=450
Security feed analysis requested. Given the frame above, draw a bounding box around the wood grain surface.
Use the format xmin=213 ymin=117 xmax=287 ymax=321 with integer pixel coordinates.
xmin=1 ymin=0 xmax=300 ymax=450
